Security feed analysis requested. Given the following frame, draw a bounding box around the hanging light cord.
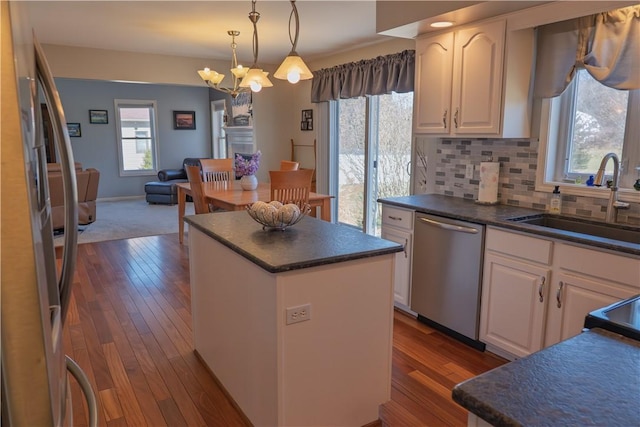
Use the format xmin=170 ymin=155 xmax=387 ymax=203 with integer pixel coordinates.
xmin=288 ymin=0 xmax=300 ymax=55
xmin=248 ymin=0 xmax=260 ymax=68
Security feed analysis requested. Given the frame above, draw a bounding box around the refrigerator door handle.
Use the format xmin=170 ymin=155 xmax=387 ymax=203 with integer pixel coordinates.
xmin=35 ymin=36 xmax=78 ymax=324
xmin=66 ymin=356 xmax=98 ymax=427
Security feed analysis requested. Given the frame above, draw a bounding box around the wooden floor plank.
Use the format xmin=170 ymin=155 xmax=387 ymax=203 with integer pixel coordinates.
xmin=64 ymin=233 xmax=507 ymax=427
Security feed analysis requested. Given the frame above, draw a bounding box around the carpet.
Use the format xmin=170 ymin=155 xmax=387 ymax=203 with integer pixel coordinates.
xmin=54 ymin=197 xmax=195 ymax=246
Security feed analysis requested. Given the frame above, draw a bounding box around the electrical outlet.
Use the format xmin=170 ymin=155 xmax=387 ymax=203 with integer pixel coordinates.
xmin=465 ymin=164 xmax=474 ymax=179
xmin=286 ymin=304 xmax=311 ymax=325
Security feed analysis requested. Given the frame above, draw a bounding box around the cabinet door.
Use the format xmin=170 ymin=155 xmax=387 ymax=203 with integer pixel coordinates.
xmin=480 ymin=253 xmax=549 ymax=358
xmin=381 ymin=227 xmax=412 ymax=307
xmin=544 ymin=272 xmax=638 ymax=347
xmin=451 ymin=20 xmax=505 ymax=135
xmin=414 ymin=32 xmax=454 ymax=134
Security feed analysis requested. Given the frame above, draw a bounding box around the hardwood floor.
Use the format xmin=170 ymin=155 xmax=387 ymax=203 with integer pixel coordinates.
xmin=61 ymin=233 xmax=506 ymax=426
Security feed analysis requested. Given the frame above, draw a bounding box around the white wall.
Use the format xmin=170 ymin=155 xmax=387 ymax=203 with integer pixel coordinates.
xmin=41 ymin=37 xmax=415 ymax=191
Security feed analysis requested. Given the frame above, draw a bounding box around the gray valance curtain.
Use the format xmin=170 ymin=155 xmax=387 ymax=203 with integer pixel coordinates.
xmin=534 ymin=5 xmax=640 ymax=98
xmin=311 ymin=50 xmax=415 ymax=103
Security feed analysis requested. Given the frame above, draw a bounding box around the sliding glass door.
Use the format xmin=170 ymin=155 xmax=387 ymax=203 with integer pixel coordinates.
xmin=332 ymin=92 xmax=413 ymax=236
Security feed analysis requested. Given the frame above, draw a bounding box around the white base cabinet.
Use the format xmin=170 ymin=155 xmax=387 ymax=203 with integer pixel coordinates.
xmin=380 ymin=205 xmax=414 ymax=309
xmin=480 ymin=227 xmax=640 ymax=360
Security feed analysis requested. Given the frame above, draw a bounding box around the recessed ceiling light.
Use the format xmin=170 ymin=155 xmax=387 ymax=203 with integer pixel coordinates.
xmin=431 ymin=21 xmax=454 ymax=28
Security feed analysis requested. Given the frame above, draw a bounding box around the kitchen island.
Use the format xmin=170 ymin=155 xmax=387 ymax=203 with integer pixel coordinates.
xmin=185 ymin=211 xmax=402 ymax=427
xmin=452 ymin=328 xmax=640 ymax=426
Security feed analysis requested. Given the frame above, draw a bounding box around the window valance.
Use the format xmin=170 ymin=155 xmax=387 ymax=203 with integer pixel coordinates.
xmin=534 ymin=5 xmax=640 ymax=98
xmin=311 ymin=50 xmax=415 ymax=103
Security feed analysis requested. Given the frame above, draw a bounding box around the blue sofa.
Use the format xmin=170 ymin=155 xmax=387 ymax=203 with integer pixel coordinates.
xmin=144 ymin=158 xmax=203 ymax=205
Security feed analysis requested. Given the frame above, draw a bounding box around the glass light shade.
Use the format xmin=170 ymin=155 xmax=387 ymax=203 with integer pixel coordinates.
xmin=274 ymin=55 xmax=313 ymax=83
xmin=239 ymin=68 xmax=273 ymax=92
xmin=231 ymin=65 xmax=248 ymax=79
xmin=198 ymin=68 xmax=225 ymax=85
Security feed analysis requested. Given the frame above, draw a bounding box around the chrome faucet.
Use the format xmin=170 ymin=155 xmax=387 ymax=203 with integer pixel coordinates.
xmin=594 ymin=153 xmax=629 ymax=223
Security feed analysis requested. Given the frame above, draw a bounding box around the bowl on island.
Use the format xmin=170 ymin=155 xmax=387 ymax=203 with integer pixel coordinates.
xmin=247 ymin=201 xmax=311 ymax=231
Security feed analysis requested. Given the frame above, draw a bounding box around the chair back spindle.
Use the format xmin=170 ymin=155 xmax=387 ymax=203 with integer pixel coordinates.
xmin=200 ymin=158 xmax=234 ymax=183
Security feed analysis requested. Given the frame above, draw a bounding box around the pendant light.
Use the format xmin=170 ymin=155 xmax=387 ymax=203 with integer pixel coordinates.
xmin=197 ymin=30 xmax=250 ymax=98
xmin=274 ymin=0 xmax=312 ymax=84
xmin=239 ymin=0 xmax=273 ymax=93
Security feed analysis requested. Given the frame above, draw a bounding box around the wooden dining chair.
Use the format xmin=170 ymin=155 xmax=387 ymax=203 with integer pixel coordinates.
xmin=269 ymin=169 xmax=314 ymax=209
xmin=280 ymin=160 xmax=300 ymax=171
xmin=200 ymin=158 xmax=234 ymax=183
xmin=185 ymin=164 xmax=211 ymax=214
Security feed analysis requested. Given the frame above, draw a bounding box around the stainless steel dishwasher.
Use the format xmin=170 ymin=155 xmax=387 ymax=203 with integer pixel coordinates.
xmin=411 ymin=213 xmax=485 ymax=350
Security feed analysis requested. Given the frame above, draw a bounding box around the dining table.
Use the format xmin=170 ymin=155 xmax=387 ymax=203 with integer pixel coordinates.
xmin=176 ymin=181 xmax=333 ymax=244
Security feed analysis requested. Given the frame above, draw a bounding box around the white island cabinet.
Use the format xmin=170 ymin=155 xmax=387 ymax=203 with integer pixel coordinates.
xmin=186 ymin=211 xmax=402 ymax=427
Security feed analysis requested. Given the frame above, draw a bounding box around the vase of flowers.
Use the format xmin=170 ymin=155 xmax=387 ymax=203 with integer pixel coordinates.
xmin=235 ymin=151 xmax=261 ymax=191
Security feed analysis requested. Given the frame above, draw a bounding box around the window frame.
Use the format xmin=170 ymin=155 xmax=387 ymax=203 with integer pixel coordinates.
xmin=536 ymin=72 xmax=640 ymax=204
xmin=114 ymin=99 xmax=159 ymax=177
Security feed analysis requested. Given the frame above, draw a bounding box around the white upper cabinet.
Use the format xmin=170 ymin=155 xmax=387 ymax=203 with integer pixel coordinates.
xmin=414 ymin=20 xmax=534 ymax=138
xmin=414 ymin=32 xmax=454 ymax=134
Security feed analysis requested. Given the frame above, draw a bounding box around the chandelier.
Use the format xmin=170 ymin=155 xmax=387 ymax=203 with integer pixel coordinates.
xmin=274 ymin=0 xmax=312 ymax=83
xmin=197 ymin=30 xmax=249 ymax=98
xmin=238 ymin=0 xmax=273 ymax=92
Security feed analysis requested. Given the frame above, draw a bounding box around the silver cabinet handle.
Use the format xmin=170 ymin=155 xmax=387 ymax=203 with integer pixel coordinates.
xmin=403 ymin=238 xmax=408 ymax=258
xmin=443 ymin=109 xmax=448 ymax=128
xmin=418 ymin=217 xmax=479 ymax=234
xmin=538 ymin=276 xmax=545 ymax=302
xmin=454 ymin=107 xmax=459 ymax=129
xmin=556 ymin=281 xmax=564 ymax=308
xmin=388 ymin=215 xmax=402 ymax=222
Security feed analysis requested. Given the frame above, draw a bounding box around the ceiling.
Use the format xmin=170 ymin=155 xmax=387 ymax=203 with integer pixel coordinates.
xmin=25 ymin=1 xmax=550 ymax=66
xmin=26 ymin=1 xmax=387 ymax=66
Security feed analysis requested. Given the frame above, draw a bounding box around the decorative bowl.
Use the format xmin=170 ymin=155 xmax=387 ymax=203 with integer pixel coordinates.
xmin=246 ymin=201 xmax=311 ymax=231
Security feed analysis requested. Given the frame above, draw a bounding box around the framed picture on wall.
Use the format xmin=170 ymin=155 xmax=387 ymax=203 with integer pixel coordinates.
xmin=173 ymin=110 xmax=196 ymax=130
xmin=67 ymin=123 xmax=81 ymax=137
xmin=89 ymin=109 xmax=108 ymax=124
xmin=301 ymin=109 xmax=313 ymax=131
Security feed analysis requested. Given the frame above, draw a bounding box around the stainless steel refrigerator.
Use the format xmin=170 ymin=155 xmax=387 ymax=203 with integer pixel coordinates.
xmin=1 ymin=2 xmax=97 ymax=425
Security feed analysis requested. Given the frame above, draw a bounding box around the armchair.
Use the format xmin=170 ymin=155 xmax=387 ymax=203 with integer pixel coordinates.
xmin=47 ymin=163 xmax=100 ymax=230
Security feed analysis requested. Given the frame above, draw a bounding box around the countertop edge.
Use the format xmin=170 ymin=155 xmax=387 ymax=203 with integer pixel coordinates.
xmin=450 ymin=328 xmax=640 ymax=427
xmin=379 ymin=196 xmax=639 ymax=256
xmin=185 ymin=216 xmax=403 ymax=274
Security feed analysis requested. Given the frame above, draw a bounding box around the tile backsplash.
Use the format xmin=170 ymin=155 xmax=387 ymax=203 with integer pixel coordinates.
xmin=423 ymin=138 xmax=640 ymax=225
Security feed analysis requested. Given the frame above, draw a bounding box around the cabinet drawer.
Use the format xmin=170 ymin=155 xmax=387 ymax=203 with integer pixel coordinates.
xmin=486 ymin=227 xmax=552 ymax=265
xmin=381 ymin=206 xmax=414 ymax=231
xmin=555 ymin=243 xmax=640 ymax=288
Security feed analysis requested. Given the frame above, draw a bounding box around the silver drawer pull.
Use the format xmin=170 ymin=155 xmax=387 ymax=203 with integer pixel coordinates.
xmin=403 ymin=238 xmax=408 ymax=258
xmin=556 ymin=281 xmax=564 ymax=308
xmin=538 ymin=276 xmax=545 ymax=302
xmin=388 ymin=215 xmax=402 ymax=221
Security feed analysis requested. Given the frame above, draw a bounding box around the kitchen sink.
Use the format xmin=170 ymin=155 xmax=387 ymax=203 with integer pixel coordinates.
xmin=507 ymin=214 xmax=640 ymax=244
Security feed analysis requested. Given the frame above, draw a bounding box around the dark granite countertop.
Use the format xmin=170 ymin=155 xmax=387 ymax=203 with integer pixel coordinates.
xmin=184 ymin=211 xmax=403 ymax=273
xmin=452 ymin=328 xmax=640 ymax=427
xmin=379 ymin=194 xmax=640 ymax=256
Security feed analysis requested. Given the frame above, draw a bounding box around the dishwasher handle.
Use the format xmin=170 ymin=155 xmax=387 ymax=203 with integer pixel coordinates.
xmin=417 ymin=216 xmax=480 ymax=234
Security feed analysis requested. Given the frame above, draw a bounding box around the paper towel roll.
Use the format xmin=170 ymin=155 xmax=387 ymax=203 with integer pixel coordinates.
xmin=478 ymin=162 xmax=500 ymax=204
